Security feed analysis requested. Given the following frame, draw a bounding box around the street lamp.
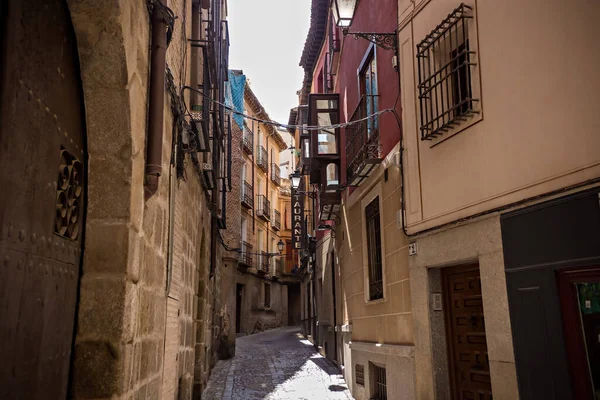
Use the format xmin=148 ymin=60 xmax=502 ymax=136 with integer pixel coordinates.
xmin=277 ymin=239 xmax=285 ymax=254
xmin=331 ymin=0 xmax=358 ymax=28
xmin=331 ymin=0 xmax=397 ymax=52
xmin=289 ymin=170 xmax=301 ymax=190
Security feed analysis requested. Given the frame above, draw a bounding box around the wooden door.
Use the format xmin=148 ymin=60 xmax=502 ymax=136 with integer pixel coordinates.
xmin=0 ymin=1 xmax=86 ymax=398
xmin=443 ymin=265 xmax=492 ymax=400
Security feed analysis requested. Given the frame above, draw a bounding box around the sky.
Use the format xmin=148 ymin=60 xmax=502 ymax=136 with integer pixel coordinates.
xmin=228 ymin=0 xmax=311 ymax=128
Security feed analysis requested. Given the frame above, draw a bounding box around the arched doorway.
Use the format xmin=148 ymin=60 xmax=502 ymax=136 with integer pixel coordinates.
xmin=0 ymin=1 xmax=87 ymax=398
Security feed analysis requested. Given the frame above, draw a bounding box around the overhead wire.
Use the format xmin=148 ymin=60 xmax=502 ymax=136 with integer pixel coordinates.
xmin=181 ymin=85 xmax=395 ymax=132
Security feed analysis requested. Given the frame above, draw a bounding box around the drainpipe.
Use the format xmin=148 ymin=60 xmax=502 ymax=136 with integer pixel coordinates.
xmin=145 ymin=0 xmax=168 ymax=201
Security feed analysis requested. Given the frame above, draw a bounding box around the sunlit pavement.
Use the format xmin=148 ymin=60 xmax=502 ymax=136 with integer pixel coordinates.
xmin=202 ymin=327 xmax=353 ymax=400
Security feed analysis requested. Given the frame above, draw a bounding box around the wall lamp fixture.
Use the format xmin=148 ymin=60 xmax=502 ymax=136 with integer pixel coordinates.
xmin=331 ymin=0 xmax=397 ymax=52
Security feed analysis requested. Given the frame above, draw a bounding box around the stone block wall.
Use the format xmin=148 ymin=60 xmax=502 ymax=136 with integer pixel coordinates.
xmin=68 ymin=0 xmax=223 ymax=398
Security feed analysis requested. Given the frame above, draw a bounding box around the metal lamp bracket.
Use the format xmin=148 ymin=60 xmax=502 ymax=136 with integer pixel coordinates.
xmin=342 ymin=28 xmax=397 ymax=51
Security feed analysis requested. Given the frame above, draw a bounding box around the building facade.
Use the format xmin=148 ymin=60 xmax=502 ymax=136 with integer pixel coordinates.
xmin=399 ymin=0 xmax=600 ymax=399
xmin=221 ymin=72 xmax=292 ymax=339
xmin=290 ymin=1 xmax=415 ymax=400
xmin=0 ymin=0 xmax=233 ymax=398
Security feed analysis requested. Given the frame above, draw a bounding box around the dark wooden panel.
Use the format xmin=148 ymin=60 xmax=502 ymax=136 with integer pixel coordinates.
xmin=0 ymin=1 xmax=86 ymax=398
xmin=506 ymin=268 xmax=573 ymax=400
xmin=443 ymin=265 xmax=492 ymax=400
xmin=502 ymin=190 xmax=600 ymax=271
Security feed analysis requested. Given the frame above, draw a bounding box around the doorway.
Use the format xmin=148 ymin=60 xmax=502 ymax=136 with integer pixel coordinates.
xmin=558 ymin=266 xmax=600 ymax=400
xmin=0 ymin=1 xmax=87 ymax=398
xmin=236 ymin=284 xmax=244 ymax=333
xmin=442 ymin=264 xmax=492 ymax=400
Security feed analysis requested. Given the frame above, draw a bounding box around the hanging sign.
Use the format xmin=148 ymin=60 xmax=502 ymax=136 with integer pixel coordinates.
xmin=291 ymin=189 xmax=305 ymax=249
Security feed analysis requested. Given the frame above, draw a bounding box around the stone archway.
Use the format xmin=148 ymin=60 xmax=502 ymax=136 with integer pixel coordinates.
xmin=67 ymin=1 xmax=154 ymax=398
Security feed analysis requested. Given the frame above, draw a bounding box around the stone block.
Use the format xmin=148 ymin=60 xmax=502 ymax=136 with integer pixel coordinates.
xmin=71 ymin=340 xmax=123 ymax=398
xmin=140 ymin=338 xmax=157 ymax=380
xmin=77 ymin=276 xmax=127 ymax=341
xmin=83 ymin=221 xmax=130 ymax=274
xmin=146 ymin=377 xmax=161 ymax=400
xmin=87 ymin=153 xmax=132 ymax=221
xmin=139 ymin=288 xmax=161 ymax=335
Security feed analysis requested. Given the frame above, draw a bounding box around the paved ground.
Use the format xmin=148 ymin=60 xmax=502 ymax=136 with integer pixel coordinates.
xmin=202 ymin=327 xmax=353 ymax=400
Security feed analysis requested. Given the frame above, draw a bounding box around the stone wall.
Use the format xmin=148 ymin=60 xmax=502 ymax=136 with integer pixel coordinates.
xmin=68 ymin=0 xmax=222 ymax=398
xmin=235 ymin=274 xmax=288 ymax=335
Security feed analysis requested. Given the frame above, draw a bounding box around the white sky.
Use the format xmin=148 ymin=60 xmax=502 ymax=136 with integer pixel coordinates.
xmin=228 ymin=0 xmax=311 ymax=127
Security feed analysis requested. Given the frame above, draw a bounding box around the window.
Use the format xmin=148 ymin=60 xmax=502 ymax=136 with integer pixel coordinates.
xmin=365 ymin=196 xmax=383 ymax=301
xmin=371 ymin=363 xmax=387 ymax=400
xmin=359 ymin=47 xmax=379 ymax=136
xmin=326 ymin=163 xmax=339 ymax=188
xmin=264 ymin=282 xmax=271 ymax=308
xmin=355 ymin=364 xmax=365 ymax=386
xmin=416 ymin=3 xmax=478 ymax=141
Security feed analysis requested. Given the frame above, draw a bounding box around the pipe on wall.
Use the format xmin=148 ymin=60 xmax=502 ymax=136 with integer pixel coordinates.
xmin=144 ymin=0 xmax=168 ymax=201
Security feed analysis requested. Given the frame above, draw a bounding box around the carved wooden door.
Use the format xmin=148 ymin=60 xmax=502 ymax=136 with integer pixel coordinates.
xmin=0 ymin=1 xmax=86 ymax=398
xmin=443 ymin=265 xmax=493 ymax=400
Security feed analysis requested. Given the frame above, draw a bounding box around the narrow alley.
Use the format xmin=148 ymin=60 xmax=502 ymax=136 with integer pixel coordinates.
xmin=202 ymin=327 xmax=351 ymax=400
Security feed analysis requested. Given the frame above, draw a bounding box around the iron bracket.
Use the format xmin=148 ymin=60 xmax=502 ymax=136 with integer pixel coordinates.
xmin=343 ymin=29 xmax=397 ymax=51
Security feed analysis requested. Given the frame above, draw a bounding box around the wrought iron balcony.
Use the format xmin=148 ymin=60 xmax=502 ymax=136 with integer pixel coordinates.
xmin=271 ymin=209 xmax=281 ymax=231
xmin=258 ymin=251 xmax=269 ymax=273
xmin=274 ymin=258 xmax=283 ymax=277
xmin=242 ymin=129 xmax=253 ymax=155
xmin=256 ymin=195 xmax=271 ymax=221
xmin=271 ymin=163 xmax=281 ymax=186
xmin=257 ymin=145 xmax=268 ymax=172
xmin=346 ymin=95 xmax=382 ymax=187
xmin=241 ymin=181 xmax=253 ymax=208
xmin=240 ymin=241 xmax=253 ymax=267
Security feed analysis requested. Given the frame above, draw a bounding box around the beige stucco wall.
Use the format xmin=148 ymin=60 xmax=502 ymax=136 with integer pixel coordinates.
xmin=334 ymin=162 xmax=415 ymax=400
xmin=408 ymin=214 xmax=518 ymax=400
xmin=399 ymin=0 xmax=600 ymax=234
xmin=339 ymin=163 xmax=412 ymax=345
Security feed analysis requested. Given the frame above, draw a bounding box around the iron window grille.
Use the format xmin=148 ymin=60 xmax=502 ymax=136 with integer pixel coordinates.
xmin=355 ymin=364 xmax=365 ymax=386
xmin=256 ymin=145 xmax=268 ymax=172
xmin=371 ymin=364 xmax=388 ymax=400
xmin=271 ymin=209 xmax=281 ymax=231
xmin=365 ymin=197 xmax=383 ymax=301
xmin=271 ymin=163 xmax=281 ymax=186
xmin=259 ymin=251 xmax=269 ymax=273
xmin=240 ymin=241 xmax=253 ymax=267
xmin=242 ymin=126 xmax=253 ymax=155
xmin=241 ymin=180 xmax=253 ymax=208
xmin=256 ymin=195 xmax=271 ymax=221
xmin=416 ymin=3 xmax=478 ymax=141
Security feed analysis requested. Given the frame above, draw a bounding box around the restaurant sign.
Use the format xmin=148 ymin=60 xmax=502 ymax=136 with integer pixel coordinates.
xmin=291 ymin=189 xmax=304 ymax=249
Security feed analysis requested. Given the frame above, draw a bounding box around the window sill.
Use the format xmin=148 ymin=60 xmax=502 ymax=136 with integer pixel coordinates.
xmin=365 ymin=297 xmax=387 ymax=306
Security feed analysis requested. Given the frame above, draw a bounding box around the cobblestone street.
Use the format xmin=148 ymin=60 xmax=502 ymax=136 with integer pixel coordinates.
xmin=202 ymin=327 xmax=352 ymax=400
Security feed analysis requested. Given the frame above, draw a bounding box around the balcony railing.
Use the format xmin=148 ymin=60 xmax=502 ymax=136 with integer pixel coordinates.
xmin=271 ymin=209 xmax=281 ymax=231
xmin=346 ymin=95 xmax=382 ymax=187
xmin=271 ymin=163 xmax=281 ymax=186
xmin=256 ymin=145 xmax=268 ymax=172
xmin=242 ymin=129 xmax=253 ymax=155
xmin=274 ymin=258 xmax=283 ymax=277
xmin=258 ymin=251 xmax=269 ymax=273
xmin=241 ymin=181 xmax=253 ymax=208
xmin=256 ymin=195 xmax=271 ymax=221
xmin=240 ymin=241 xmax=253 ymax=267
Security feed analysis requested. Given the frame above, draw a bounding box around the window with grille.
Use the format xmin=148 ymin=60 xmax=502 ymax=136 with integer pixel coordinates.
xmin=371 ymin=364 xmax=387 ymax=400
xmin=416 ymin=3 xmax=478 ymax=141
xmin=264 ymin=282 xmax=271 ymax=308
xmin=359 ymin=46 xmax=379 ymax=137
xmin=355 ymin=364 xmax=365 ymax=386
xmin=365 ymin=197 xmax=383 ymax=301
